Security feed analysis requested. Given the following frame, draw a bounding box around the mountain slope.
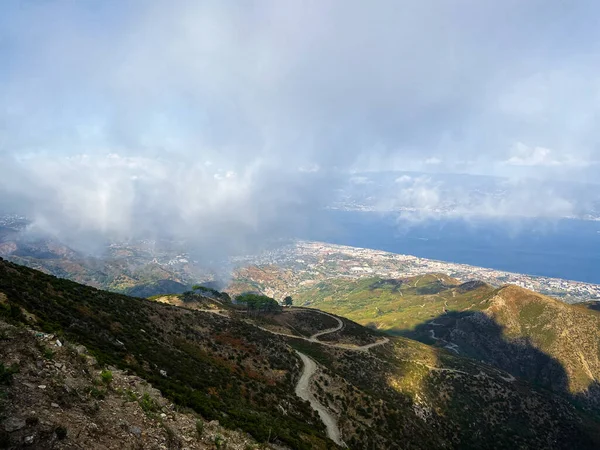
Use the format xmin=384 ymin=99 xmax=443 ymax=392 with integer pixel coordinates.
xmin=407 ymin=284 xmax=600 ymax=408
xmin=123 ymin=279 xmax=190 ymax=298
xmin=0 ymin=236 xmax=201 ymax=294
xmin=295 ymin=274 xmax=493 ymax=331
xmin=1 ymin=259 xmax=600 ymax=449
xmin=296 ymin=275 xmax=600 ymax=410
xmin=0 ymin=259 xmax=332 ymax=449
xmin=0 ymin=320 xmax=263 ymax=449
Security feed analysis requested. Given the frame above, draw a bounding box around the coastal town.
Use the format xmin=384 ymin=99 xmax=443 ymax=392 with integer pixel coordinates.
xmin=233 ymin=240 xmax=600 ymax=303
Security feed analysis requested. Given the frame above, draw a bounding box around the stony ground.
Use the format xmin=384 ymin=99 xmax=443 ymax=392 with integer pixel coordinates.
xmin=0 ymin=320 xmax=275 ymax=450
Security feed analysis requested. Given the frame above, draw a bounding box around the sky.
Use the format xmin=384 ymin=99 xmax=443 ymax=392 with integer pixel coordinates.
xmin=1 ymin=0 xmax=600 ymax=253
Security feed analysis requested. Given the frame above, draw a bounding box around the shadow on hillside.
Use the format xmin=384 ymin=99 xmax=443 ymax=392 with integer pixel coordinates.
xmin=388 ymin=310 xmax=600 ymax=412
xmin=337 ymin=309 xmax=600 ymax=448
xmin=584 ymin=301 xmax=600 ymax=312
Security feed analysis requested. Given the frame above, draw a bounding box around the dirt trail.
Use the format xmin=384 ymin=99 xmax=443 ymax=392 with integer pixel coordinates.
xmin=309 ymin=311 xmax=344 ymax=342
xmin=294 ymin=351 xmax=344 ymax=446
xmin=291 ymin=309 xmax=388 ymax=447
xmin=251 ymin=309 xmax=389 ymax=351
xmin=200 ymin=307 xmax=388 ymax=447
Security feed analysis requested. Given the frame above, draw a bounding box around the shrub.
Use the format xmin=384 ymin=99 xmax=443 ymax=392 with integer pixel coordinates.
xmin=87 ymin=386 xmax=106 ymax=400
xmin=214 ymin=435 xmax=226 ymax=449
xmin=125 ymin=389 xmax=138 ymax=402
xmin=195 ymin=419 xmax=204 ymax=437
xmin=0 ymin=362 xmax=18 ymax=385
xmin=140 ymin=392 xmax=160 ymax=415
xmin=42 ymin=347 xmax=54 ymax=360
xmin=100 ymin=369 xmax=113 ymax=385
xmin=55 ymin=425 xmax=68 ymax=440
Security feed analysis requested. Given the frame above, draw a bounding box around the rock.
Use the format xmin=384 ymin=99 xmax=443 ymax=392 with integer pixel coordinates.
xmin=38 ymin=385 xmax=46 ymax=389
xmin=4 ymin=417 xmax=26 ymax=432
xmin=75 ymin=345 xmax=87 ymax=354
xmin=130 ymin=426 xmax=142 ymax=437
xmin=160 ymin=413 xmax=167 ymax=419
xmin=51 ymin=403 xmax=59 ymax=408
xmin=86 ymin=356 xmax=97 ymax=366
xmin=24 ymin=435 xmax=34 ymax=445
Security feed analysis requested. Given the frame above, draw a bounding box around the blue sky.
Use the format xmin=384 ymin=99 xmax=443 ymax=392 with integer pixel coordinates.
xmin=1 ymin=1 xmax=600 ymax=249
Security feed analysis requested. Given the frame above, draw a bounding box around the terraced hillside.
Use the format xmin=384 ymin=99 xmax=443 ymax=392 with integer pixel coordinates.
xmin=1 ymin=259 xmax=600 ymax=449
xmin=296 ymin=274 xmax=600 ymax=410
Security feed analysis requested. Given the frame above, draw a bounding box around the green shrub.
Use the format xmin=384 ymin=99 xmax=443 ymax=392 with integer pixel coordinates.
xmin=42 ymin=347 xmax=54 ymax=360
xmin=195 ymin=419 xmax=204 ymax=437
xmin=140 ymin=392 xmax=160 ymax=415
xmin=125 ymin=389 xmax=138 ymax=402
xmin=100 ymin=369 xmax=113 ymax=385
xmin=214 ymin=434 xmax=226 ymax=449
xmin=87 ymin=386 xmax=106 ymax=400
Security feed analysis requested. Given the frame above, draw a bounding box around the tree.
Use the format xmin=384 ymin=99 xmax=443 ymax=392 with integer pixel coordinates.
xmin=236 ymin=293 xmax=280 ymax=314
xmin=283 ymin=296 xmax=293 ymax=307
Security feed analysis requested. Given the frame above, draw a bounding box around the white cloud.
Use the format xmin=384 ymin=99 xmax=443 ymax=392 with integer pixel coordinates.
xmin=504 ymin=142 xmax=590 ymax=167
xmin=372 ymin=172 xmax=580 ymax=222
xmin=395 ymin=175 xmax=413 ymax=183
xmin=2 ymin=1 xmax=600 ymax=252
xmin=0 ymin=152 xmax=333 ymax=255
xmin=505 ymin=143 xmax=558 ymax=166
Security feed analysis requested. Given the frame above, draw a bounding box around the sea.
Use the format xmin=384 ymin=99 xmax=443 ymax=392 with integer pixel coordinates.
xmin=302 ymin=210 xmax=600 ymax=285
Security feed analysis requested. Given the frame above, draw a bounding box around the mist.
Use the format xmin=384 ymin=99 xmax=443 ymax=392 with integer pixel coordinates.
xmin=2 ymin=1 xmax=600 ymax=256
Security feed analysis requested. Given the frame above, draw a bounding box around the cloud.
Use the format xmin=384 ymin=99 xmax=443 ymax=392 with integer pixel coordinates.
xmin=0 ymin=152 xmax=335 ymax=255
xmin=424 ymin=157 xmax=442 ymax=165
xmin=1 ymin=1 xmax=600 ymax=252
xmin=369 ymin=172 xmax=584 ymax=223
xmin=504 ymin=142 xmax=590 ymax=167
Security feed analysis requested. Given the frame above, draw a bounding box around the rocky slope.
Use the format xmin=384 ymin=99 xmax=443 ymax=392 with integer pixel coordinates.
xmin=0 ymin=320 xmax=263 ymax=449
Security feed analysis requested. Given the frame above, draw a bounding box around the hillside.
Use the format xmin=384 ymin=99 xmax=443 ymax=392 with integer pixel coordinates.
xmin=294 ymin=274 xmax=491 ymax=331
xmin=295 ymin=275 xmax=600 ymax=410
xmin=0 ymin=320 xmax=264 ymax=449
xmin=0 ymin=235 xmax=203 ymax=295
xmin=1 ymin=259 xmax=600 ymax=449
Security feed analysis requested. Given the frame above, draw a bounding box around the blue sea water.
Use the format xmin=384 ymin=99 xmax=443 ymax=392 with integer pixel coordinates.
xmin=302 ymin=211 xmax=600 ymax=284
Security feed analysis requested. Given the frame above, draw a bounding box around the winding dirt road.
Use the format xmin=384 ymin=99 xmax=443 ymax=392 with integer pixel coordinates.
xmin=308 ymin=311 xmax=344 ymax=342
xmin=199 ymin=307 xmax=388 ymax=446
xmin=290 ymin=309 xmax=389 ymax=447
xmin=294 ymin=350 xmax=344 ymax=446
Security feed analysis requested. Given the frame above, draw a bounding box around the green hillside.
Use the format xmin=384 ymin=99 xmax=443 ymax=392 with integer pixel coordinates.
xmin=296 ymin=274 xmax=600 ymax=410
xmin=295 ymin=274 xmax=493 ymax=331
